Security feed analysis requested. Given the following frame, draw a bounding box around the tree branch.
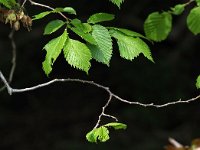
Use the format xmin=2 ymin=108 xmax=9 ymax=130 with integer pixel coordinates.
xmin=8 ymin=30 xmax=16 ymax=83
xmin=93 ymin=94 xmax=118 ymax=129
xmin=0 ymin=70 xmax=200 ymax=128
xmin=112 ymin=93 xmax=200 ymax=108
xmin=0 ymin=30 xmax=16 ymax=92
xmin=22 ymin=0 xmax=28 ymax=7
xmin=0 ymin=0 xmax=199 ymax=129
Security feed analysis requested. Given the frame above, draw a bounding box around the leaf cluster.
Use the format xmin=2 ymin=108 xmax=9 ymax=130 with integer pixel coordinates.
xmin=34 ymin=9 xmax=153 ymax=76
xmin=144 ymin=0 xmax=200 ymax=42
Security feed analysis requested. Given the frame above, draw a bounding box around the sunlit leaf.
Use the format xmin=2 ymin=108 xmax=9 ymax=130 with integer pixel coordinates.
xmin=171 ymin=4 xmax=185 ymax=15
xmin=63 ymin=7 xmax=76 ymax=15
xmin=88 ymin=13 xmax=115 ymax=24
xmin=196 ymin=75 xmax=200 ymax=89
xmin=104 ymin=122 xmax=127 ymax=130
xmin=42 ymin=30 xmax=68 ymax=76
xmin=110 ymin=29 xmax=154 ymax=62
xmin=70 ymin=19 xmax=82 ymax=27
xmin=63 ymin=38 xmax=92 ymax=73
xmin=90 ymin=25 xmax=113 ymax=65
xmin=54 ymin=7 xmax=77 ymax=15
xmin=86 ymin=126 xmax=110 ymax=143
xmin=108 ymin=27 xmax=148 ymax=40
xmin=70 ymin=27 xmax=96 ymax=44
xmin=86 ymin=128 xmax=99 ymax=143
xmin=33 ymin=11 xmax=51 ymax=20
xmin=69 ymin=19 xmax=96 ymax=44
xmin=71 ymin=19 xmax=92 ymax=33
xmin=187 ymin=6 xmax=200 ymax=35
xmin=44 ymin=20 xmax=65 ymax=35
xmin=144 ymin=12 xmax=172 ymax=42
xmin=96 ymin=126 xmax=110 ymax=142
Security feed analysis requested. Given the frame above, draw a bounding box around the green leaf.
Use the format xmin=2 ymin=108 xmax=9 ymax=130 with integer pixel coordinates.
xmin=144 ymin=12 xmax=172 ymax=42
xmin=63 ymin=38 xmax=92 ymax=73
xmin=63 ymin=7 xmax=76 ymax=15
xmin=42 ymin=30 xmax=68 ymax=76
xmin=87 ymin=44 xmax=109 ymax=65
xmin=110 ymin=29 xmax=153 ymax=62
xmin=88 ymin=13 xmax=115 ymax=24
xmin=196 ymin=75 xmax=200 ymax=89
xmin=96 ymin=126 xmax=110 ymax=142
xmin=187 ymin=6 xmax=200 ymax=35
xmin=90 ymin=25 xmax=113 ymax=65
xmin=32 ymin=11 xmax=51 ymax=20
xmin=71 ymin=19 xmax=92 ymax=33
xmin=70 ymin=27 xmax=97 ymax=45
xmin=196 ymin=0 xmax=200 ymax=6
xmin=86 ymin=129 xmax=98 ymax=143
xmin=86 ymin=126 xmax=110 ymax=143
xmin=104 ymin=122 xmax=127 ymax=130
xmin=108 ymin=27 xmax=148 ymax=40
xmin=44 ymin=20 xmax=65 ymax=35
xmin=54 ymin=7 xmax=76 ymax=15
xmin=0 ymin=0 xmax=16 ymax=8
xmin=171 ymin=4 xmax=185 ymax=15
xmin=82 ymin=23 xmax=92 ymax=33
xmin=109 ymin=0 xmax=124 ymax=8
xmin=70 ymin=19 xmax=82 ymax=27
xmin=70 ymin=19 xmax=96 ymax=44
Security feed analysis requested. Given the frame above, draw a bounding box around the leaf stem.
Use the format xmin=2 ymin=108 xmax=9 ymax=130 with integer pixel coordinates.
xmin=28 ymin=0 xmax=69 ymax=21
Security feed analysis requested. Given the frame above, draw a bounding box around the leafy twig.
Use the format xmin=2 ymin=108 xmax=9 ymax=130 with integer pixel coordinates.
xmin=28 ymin=0 xmax=69 ymax=20
xmin=93 ymin=94 xmax=118 ymax=129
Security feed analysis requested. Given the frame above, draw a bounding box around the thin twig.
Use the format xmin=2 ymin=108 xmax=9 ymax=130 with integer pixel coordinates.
xmin=93 ymin=94 xmax=115 ymax=129
xmin=28 ymin=0 xmax=69 ymax=20
xmin=0 ymin=30 xmax=16 ymax=92
xmin=0 ymin=70 xmax=200 ymax=128
xmin=113 ymin=94 xmax=200 ymax=108
xmin=8 ymin=30 xmax=16 ymax=83
xmin=21 ymin=0 xmax=28 ymax=7
xmin=169 ymin=138 xmax=183 ymax=148
xmin=0 ymin=71 xmax=13 ymax=95
xmin=102 ymin=113 xmax=118 ymax=122
xmin=186 ymin=0 xmax=195 ymax=5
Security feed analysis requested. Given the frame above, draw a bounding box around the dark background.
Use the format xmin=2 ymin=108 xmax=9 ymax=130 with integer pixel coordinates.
xmin=0 ymin=0 xmax=200 ymax=149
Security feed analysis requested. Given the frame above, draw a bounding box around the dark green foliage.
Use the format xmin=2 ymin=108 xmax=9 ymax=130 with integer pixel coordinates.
xmin=144 ymin=12 xmax=172 ymax=42
xmin=170 ymin=4 xmax=186 ymax=15
xmin=0 ymin=0 xmax=16 ymax=8
xmin=187 ymin=6 xmax=200 ymax=35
